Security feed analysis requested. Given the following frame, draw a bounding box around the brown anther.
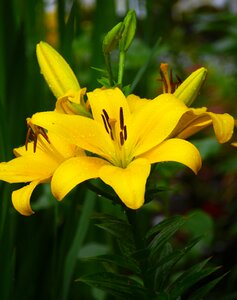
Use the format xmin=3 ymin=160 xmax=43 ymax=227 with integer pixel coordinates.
xmin=101 ymin=114 xmax=110 ymax=134
xmin=102 ymin=109 xmax=109 ymax=122
xmin=123 ymin=125 xmax=127 ymax=141
xmin=120 ymin=131 xmax=124 ymax=146
xmin=119 ymin=107 xmax=124 ymax=130
xmin=25 ymin=121 xmax=50 ymax=153
xmin=101 ymin=109 xmax=115 ymax=140
xmin=101 ymin=108 xmax=127 ymax=145
xmin=159 ymin=63 xmax=182 ymax=94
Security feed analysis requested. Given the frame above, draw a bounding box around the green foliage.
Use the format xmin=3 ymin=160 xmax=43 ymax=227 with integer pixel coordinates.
xmin=77 ymin=272 xmax=146 ymax=300
xmin=77 ymin=214 xmax=224 ymax=299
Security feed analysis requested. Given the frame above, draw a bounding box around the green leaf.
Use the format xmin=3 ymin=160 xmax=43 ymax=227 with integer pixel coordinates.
xmin=62 ymin=190 xmax=96 ymax=300
xmin=153 ymin=237 xmax=202 ymax=291
xmin=91 ymin=66 xmax=107 ymax=74
xmin=182 ymin=210 xmax=214 ymax=255
xmin=168 ymin=258 xmax=220 ymax=299
xmin=76 ymin=272 xmax=146 ymax=300
xmin=129 ymin=37 xmax=161 ymax=93
xmin=189 ymin=272 xmax=227 ymax=300
xmin=81 ymin=253 xmax=140 ymax=274
xmin=147 ymin=216 xmax=186 ymax=264
xmin=97 ymin=77 xmax=111 ymax=88
xmin=93 ymin=214 xmax=136 ymax=256
xmin=146 ymin=215 xmax=186 ymax=239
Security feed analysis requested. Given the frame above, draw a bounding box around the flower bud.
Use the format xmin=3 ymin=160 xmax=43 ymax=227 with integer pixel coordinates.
xmin=36 ymin=41 xmax=80 ymax=98
xmin=173 ymin=67 xmax=207 ymax=106
xmin=119 ymin=10 xmax=136 ymax=52
xmin=103 ymin=22 xmax=124 ymax=54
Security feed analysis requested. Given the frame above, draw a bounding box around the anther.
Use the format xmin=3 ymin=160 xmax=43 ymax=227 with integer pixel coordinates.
xmin=119 ymin=107 xmax=124 ymax=130
xmin=25 ymin=121 xmax=50 ymax=153
xmin=123 ymin=126 xmax=127 ymax=141
xmin=159 ymin=63 xmax=182 ymax=94
xmin=102 ymin=109 xmax=109 ymax=122
xmin=101 ymin=114 xmax=110 ymax=134
xmin=120 ymin=131 xmax=124 ymax=146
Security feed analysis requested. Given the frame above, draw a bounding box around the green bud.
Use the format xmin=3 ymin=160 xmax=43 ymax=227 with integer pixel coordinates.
xmin=103 ymin=22 xmax=124 ymax=54
xmin=173 ymin=67 xmax=207 ymax=106
xmin=119 ymin=10 xmax=136 ymax=52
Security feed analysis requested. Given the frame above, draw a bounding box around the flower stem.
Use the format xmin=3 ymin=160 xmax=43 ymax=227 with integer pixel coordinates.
xmin=125 ymin=209 xmax=151 ymax=298
xmin=125 ymin=209 xmax=145 ymax=250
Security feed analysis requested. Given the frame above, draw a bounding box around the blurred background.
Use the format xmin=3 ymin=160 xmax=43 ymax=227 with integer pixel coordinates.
xmin=0 ymin=0 xmax=237 ymax=299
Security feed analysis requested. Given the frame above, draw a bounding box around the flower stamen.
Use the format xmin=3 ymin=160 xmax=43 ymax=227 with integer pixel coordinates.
xmin=25 ymin=119 xmax=50 ymax=152
xmin=101 ymin=109 xmax=115 ymax=140
xmin=159 ymin=63 xmax=182 ymax=93
xmin=101 ymin=114 xmax=110 ymax=134
xmin=120 ymin=131 xmax=124 ymax=146
xmin=119 ymin=107 xmax=124 ymax=130
xmin=101 ymin=107 xmax=127 ymax=147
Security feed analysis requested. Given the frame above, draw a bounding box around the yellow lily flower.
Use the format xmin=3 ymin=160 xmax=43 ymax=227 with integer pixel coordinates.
xmin=31 ymin=88 xmax=202 ymax=210
xmin=130 ymin=66 xmax=234 ymax=144
xmin=158 ymin=64 xmax=235 ymax=143
xmin=0 ymin=121 xmax=84 ymax=216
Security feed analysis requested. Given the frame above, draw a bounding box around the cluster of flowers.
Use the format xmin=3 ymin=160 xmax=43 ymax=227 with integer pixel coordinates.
xmin=0 ymin=42 xmax=234 ymax=216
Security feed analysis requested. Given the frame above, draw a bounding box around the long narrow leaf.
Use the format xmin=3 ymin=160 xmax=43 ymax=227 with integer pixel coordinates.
xmin=81 ymin=253 xmax=140 ymax=274
xmin=189 ymin=272 xmax=227 ymax=300
xmin=62 ymin=190 xmax=96 ymax=300
xmin=153 ymin=237 xmax=202 ymax=290
xmin=129 ymin=37 xmax=161 ymax=93
xmin=77 ymin=271 xmax=146 ymax=300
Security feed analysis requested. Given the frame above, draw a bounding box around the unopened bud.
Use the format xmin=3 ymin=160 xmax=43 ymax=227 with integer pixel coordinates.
xmin=119 ymin=10 xmax=136 ymax=52
xmin=36 ymin=41 xmax=80 ymax=98
xmin=174 ymin=67 xmax=207 ymax=106
xmin=103 ymin=22 xmax=124 ymax=54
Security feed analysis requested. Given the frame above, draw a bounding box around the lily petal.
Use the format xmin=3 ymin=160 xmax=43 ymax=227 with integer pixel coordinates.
xmin=88 ymin=88 xmax=131 ymax=128
xmin=139 ymin=138 xmax=202 ymax=174
xmin=52 ymin=156 xmax=109 ymax=200
xmin=175 ymin=109 xmax=234 ymax=143
xmin=31 ymin=112 xmax=115 ymax=162
xmin=130 ymin=94 xmax=189 ymax=156
xmin=205 ymin=111 xmax=234 ymax=143
xmin=0 ymin=154 xmax=55 ymax=183
xmin=99 ymin=158 xmax=151 ymax=209
xmin=12 ymin=181 xmax=40 ymax=216
xmin=15 ymin=131 xmax=84 ymax=159
xmin=126 ymin=94 xmax=150 ymax=113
